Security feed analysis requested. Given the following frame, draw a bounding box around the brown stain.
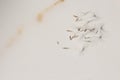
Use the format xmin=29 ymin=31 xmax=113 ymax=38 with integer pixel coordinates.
xmin=37 ymin=0 xmax=64 ymax=22
xmin=6 ymin=26 xmax=24 ymax=48
xmin=37 ymin=13 xmax=44 ymax=22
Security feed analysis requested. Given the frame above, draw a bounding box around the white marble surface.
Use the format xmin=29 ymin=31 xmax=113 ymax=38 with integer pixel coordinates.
xmin=0 ymin=0 xmax=120 ymax=80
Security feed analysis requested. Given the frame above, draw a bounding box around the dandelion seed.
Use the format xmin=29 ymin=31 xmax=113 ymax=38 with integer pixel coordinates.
xmin=80 ymin=47 xmax=86 ymax=53
xmin=99 ymin=35 xmax=102 ymax=39
xmin=69 ymin=36 xmax=72 ymax=40
xmin=57 ymin=41 xmax=60 ymax=45
xmin=72 ymin=35 xmax=79 ymax=39
xmin=73 ymin=15 xmax=78 ymax=18
xmin=84 ymin=29 xmax=88 ymax=32
xmin=100 ymin=24 xmax=104 ymax=31
xmin=78 ymin=28 xmax=81 ymax=31
xmin=66 ymin=30 xmax=73 ymax=32
xmin=62 ymin=47 xmax=69 ymax=49
xmin=85 ymin=40 xmax=92 ymax=43
xmin=59 ymin=11 xmax=105 ymax=55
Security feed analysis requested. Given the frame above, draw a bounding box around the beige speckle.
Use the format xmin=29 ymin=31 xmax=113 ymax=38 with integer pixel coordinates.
xmin=6 ymin=37 xmax=16 ymax=48
xmin=6 ymin=26 xmax=24 ymax=48
xmin=37 ymin=13 xmax=44 ymax=22
xmin=17 ymin=26 xmax=24 ymax=35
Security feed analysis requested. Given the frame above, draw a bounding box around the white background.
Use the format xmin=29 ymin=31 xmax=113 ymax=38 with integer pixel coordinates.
xmin=0 ymin=0 xmax=120 ymax=80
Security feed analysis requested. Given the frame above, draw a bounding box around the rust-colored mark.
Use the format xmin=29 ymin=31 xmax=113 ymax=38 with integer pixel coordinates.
xmin=6 ymin=26 xmax=24 ymax=48
xmin=37 ymin=0 xmax=64 ymax=22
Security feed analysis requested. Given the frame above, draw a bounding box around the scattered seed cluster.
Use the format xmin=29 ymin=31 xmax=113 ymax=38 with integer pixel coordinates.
xmin=58 ymin=11 xmax=105 ymax=54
